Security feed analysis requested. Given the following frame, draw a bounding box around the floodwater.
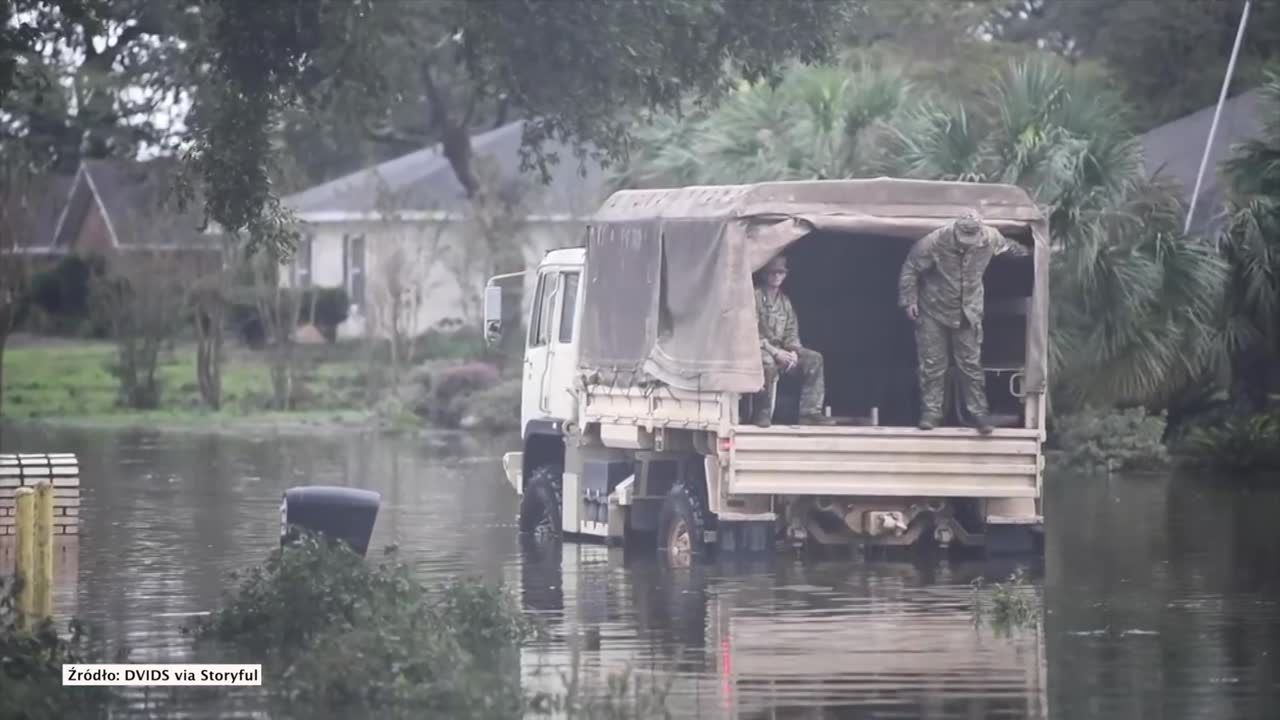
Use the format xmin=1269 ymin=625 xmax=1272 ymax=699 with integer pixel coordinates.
xmin=3 ymin=424 xmax=1280 ymax=719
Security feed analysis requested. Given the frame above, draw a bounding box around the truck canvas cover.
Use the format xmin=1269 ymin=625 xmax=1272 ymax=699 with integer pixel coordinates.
xmin=577 ymin=178 xmax=1050 ymax=395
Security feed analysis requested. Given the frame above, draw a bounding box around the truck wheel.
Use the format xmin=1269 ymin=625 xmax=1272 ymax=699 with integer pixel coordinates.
xmin=657 ymin=482 xmax=712 ymax=567
xmin=519 ymin=464 xmax=563 ymax=539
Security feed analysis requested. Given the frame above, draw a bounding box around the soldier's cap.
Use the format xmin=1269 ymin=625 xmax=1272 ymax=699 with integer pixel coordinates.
xmin=955 ymin=209 xmax=984 ymax=237
xmin=763 ymin=255 xmax=788 ymax=272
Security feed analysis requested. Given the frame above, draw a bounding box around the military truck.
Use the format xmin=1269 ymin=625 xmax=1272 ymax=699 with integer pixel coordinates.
xmin=486 ymin=178 xmax=1049 ymax=559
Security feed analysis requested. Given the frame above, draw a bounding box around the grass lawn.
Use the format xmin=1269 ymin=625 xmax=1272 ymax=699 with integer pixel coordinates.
xmin=1 ymin=338 xmax=376 ymax=428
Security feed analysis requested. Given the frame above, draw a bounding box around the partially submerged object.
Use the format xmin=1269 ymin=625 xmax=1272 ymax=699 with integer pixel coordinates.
xmin=489 ymin=177 xmax=1048 ymax=557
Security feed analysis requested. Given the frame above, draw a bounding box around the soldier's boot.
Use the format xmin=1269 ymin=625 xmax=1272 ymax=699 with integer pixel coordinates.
xmin=974 ymin=416 xmax=995 ymax=435
xmin=918 ymin=414 xmax=942 ymax=431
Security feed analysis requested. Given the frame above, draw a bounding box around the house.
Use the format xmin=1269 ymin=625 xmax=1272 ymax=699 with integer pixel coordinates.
xmin=280 ymin=120 xmax=607 ymax=340
xmin=1140 ymin=88 xmax=1264 ymax=235
xmin=4 ymin=158 xmax=220 ymax=276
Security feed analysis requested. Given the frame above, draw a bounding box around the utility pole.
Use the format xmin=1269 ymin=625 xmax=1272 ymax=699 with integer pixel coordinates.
xmin=1184 ymin=0 xmax=1251 ymax=234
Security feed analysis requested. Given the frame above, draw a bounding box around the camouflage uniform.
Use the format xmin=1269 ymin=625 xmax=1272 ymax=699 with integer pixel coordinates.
xmin=754 ymin=285 xmax=826 ymax=425
xmin=898 ymin=211 xmax=1030 ymax=430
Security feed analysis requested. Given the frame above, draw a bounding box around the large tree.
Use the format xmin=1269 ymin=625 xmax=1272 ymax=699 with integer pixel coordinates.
xmin=183 ymin=0 xmax=853 ymax=257
xmin=993 ymin=0 xmax=1280 ymax=130
xmin=1 ymin=0 xmax=194 ymax=174
xmin=178 ymin=0 xmax=855 ymax=378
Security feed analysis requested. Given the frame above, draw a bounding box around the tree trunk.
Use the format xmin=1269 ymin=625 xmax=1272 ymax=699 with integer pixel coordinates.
xmin=0 ymin=333 xmax=8 ymax=451
xmin=195 ymin=296 xmax=224 ymax=410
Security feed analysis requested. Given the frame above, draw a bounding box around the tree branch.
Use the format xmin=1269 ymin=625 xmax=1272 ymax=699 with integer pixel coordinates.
xmin=422 ymin=58 xmax=478 ymax=197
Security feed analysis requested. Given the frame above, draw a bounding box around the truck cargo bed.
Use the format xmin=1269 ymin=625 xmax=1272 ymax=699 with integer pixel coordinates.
xmin=727 ymin=424 xmax=1042 ymax=498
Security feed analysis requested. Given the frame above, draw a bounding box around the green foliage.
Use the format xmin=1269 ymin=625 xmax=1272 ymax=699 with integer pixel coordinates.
xmin=994 ymin=0 xmax=1280 ymax=130
xmin=462 ymin=379 xmax=522 ymax=433
xmin=1 ymin=576 xmax=117 ymax=719
xmin=192 ymin=532 xmax=532 ymax=716
xmin=181 ymin=0 xmax=848 ymax=259
xmin=1 ymin=0 xmax=196 ymax=174
xmin=1051 ymin=406 xmax=1170 ymax=474
xmin=970 ymin=567 xmax=1039 ymax=636
xmin=620 ymin=55 xmax=1226 ymax=408
xmin=408 ymin=361 xmax=502 ymax=428
xmin=1181 ymin=413 xmax=1280 ymax=472
xmin=28 ymin=255 xmax=107 ymax=334
xmin=1218 ymin=68 xmax=1280 ymax=409
xmin=298 ymin=287 xmax=350 ymax=342
xmin=192 ymin=531 xmax=672 ymax=718
xmin=89 ymin=257 xmax=190 ymax=409
xmin=617 ymin=60 xmax=916 ymax=189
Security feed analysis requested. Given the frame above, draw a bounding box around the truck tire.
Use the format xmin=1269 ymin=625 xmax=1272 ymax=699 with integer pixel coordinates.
xmin=657 ymin=482 xmax=712 ymax=567
xmin=519 ymin=464 xmax=563 ymax=539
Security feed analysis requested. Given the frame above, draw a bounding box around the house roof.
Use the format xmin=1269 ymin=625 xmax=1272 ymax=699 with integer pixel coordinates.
xmin=2 ymin=172 xmax=75 ymax=250
xmin=50 ymin=158 xmax=211 ymax=249
xmin=283 ymin=120 xmax=606 ymax=221
xmin=1140 ymin=88 xmax=1264 ymax=232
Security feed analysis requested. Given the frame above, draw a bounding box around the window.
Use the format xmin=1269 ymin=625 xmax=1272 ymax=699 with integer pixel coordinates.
xmin=343 ymin=234 xmax=366 ymax=311
xmin=528 ymin=272 xmax=558 ymax=347
xmin=558 ymin=272 xmax=579 ymax=343
xmin=292 ymin=235 xmax=313 ymax=287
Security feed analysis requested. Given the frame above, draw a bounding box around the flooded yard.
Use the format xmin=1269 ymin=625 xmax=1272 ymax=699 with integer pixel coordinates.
xmin=3 ymin=424 xmax=1279 ymax=718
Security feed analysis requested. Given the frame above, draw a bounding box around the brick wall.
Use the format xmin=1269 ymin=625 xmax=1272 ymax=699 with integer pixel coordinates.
xmin=0 ymin=454 xmax=81 ymax=536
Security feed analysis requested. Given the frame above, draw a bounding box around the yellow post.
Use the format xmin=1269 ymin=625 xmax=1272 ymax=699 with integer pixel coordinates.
xmin=14 ymin=486 xmax=35 ymax=624
xmin=33 ymin=481 xmax=54 ymax=621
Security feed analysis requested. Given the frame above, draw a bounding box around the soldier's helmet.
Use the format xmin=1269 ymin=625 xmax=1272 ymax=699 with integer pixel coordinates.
xmin=954 ymin=209 xmax=984 ymax=240
xmin=763 ymin=254 xmax=788 ymax=273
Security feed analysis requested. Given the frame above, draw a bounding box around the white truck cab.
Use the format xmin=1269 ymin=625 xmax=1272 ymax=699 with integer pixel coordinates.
xmin=487 ymin=179 xmax=1048 ymax=561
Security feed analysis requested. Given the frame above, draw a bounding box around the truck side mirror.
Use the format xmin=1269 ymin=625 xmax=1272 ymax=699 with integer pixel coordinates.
xmin=483 ymin=285 xmax=503 ymax=344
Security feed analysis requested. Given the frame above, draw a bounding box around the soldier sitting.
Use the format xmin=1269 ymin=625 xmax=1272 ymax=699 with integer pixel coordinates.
xmin=752 ymin=254 xmax=834 ymax=427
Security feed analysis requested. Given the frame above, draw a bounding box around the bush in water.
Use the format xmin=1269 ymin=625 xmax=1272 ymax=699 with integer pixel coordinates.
xmin=461 ymin=379 xmax=522 ymax=432
xmin=1180 ymin=413 xmax=1280 ymax=472
xmin=408 ymin=361 xmax=502 ymax=427
xmin=192 ymin=531 xmax=671 ymax=718
xmin=1051 ymin=406 xmax=1170 ymax=474
xmin=1 ymin=576 xmax=117 ymax=719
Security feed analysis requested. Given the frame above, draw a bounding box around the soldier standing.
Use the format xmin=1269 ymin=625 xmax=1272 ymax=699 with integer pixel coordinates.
xmin=753 ymin=254 xmax=832 ymax=427
xmin=898 ymin=210 xmax=1030 ymax=434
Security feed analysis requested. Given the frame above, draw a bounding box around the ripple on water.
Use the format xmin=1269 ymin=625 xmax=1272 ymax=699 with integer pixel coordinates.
xmin=6 ymin=424 xmax=1277 ymax=719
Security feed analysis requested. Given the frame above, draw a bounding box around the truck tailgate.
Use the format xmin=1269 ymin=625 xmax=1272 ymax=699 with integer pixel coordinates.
xmin=727 ymin=425 xmax=1041 ymax=498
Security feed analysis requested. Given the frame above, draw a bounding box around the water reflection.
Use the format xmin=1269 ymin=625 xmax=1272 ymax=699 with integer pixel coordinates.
xmin=2 ymin=424 xmax=1279 ymax=718
xmin=515 ymin=543 xmax=1048 ymax=719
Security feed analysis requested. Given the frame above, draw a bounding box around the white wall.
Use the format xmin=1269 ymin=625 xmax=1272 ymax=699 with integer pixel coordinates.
xmin=282 ymin=216 xmax=586 ymax=340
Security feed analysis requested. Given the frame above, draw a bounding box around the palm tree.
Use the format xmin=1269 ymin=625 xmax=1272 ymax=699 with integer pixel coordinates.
xmin=1218 ymin=67 xmax=1280 ymax=413
xmin=616 ymin=56 xmax=1227 ymax=409
xmin=612 ymin=61 xmax=916 ymax=189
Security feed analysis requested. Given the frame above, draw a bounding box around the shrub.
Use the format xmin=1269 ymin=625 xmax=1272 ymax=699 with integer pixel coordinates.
xmin=416 ymin=325 xmax=490 ymax=362
xmin=409 ymin=362 xmax=501 ymax=427
xmin=461 ymin=379 xmax=522 ymax=432
xmin=1051 ymin=406 xmax=1170 ymax=474
xmin=192 ymin=532 xmax=532 ymax=717
xmin=299 ymin=287 xmax=350 ymax=342
xmin=192 ymin=531 xmax=673 ymax=717
xmin=2 ymin=576 xmax=118 ymax=718
xmin=228 ymin=300 xmax=266 ymax=348
xmin=1179 ymin=413 xmax=1280 ymax=472
xmin=28 ymin=254 xmax=109 ymax=336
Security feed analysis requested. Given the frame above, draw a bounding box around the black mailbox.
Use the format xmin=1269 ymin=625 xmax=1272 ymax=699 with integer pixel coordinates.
xmin=280 ymin=486 xmax=381 ymax=556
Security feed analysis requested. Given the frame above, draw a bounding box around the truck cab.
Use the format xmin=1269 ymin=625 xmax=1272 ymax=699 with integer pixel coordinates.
xmin=488 ymin=179 xmax=1048 ymax=560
